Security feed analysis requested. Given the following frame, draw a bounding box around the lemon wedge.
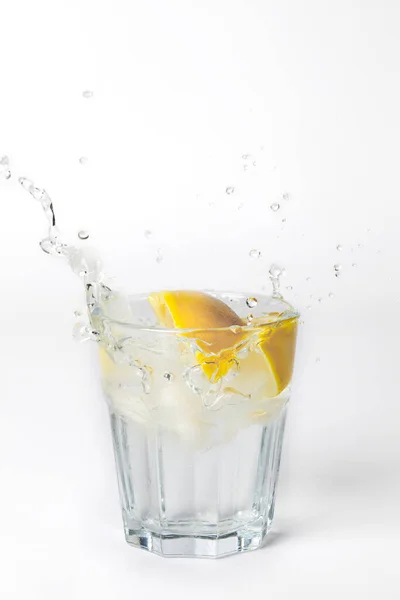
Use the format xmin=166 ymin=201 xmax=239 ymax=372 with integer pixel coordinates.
xmin=148 ymin=290 xmax=298 ymax=396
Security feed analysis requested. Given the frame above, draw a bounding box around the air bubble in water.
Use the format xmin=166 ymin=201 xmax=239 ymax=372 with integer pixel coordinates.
xmin=79 ymin=157 xmax=88 ymax=165
xmin=78 ymin=230 xmax=89 ymax=240
xmin=249 ymin=249 xmax=261 ymax=259
xmin=336 ymin=244 xmax=343 ymax=251
xmin=226 ymin=186 xmax=235 ymax=195
xmin=164 ymin=372 xmax=174 ymax=382
xmin=82 ymin=90 xmax=93 ymax=98
xmin=270 ymin=202 xmax=280 ymax=212
xmin=246 ymin=297 xmax=258 ymax=308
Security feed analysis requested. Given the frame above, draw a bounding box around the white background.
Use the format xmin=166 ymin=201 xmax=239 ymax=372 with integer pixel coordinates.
xmin=1 ymin=0 xmax=399 ymax=598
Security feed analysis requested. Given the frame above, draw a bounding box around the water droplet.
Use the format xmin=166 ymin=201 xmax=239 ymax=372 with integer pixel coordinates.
xmin=252 ymin=161 xmax=257 ymax=167
xmin=78 ymin=230 xmax=89 ymax=240
xmin=309 ymin=294 xmax=314 ymax=299
xmin=246 ymin=297 xmax=258 ymax=308
xmin=328 ymin=292 xmax=335 ymax=298
xmin=156 ymin=249 xmax=163 ymax=263
xmin=306 ymin=276 xmax=311 ymax=282
xmin=286 ymin=285 xmax=293 ymax=290
xmin=270 ymin=202 xmax=280 ymax=212
xmin=249 ymin=249 xmax=261 ymax=259
xmin=242 ymin=154 xmax=251 ymax=160
xmin=72 ymin=322 xmax=99 ymax=342
xmin=334 ymin=264 xmax=342 ymax=273
xmin=269 ymin=264 xmax=284 ymax=298
xmin=306 ymin=305 xmax=312 ymax=310
xmin=282 ymin=193 xmax=290 ymax=201
xmin=82 ymin=90 xmax=93 ymax=98
xmin=315 ymin=357 xmax=321 ymax=363
xmin=0 ymin=156 xmax=11 ymax=179
xmin=225 ymin=187 xmax=235 ymax=195
xmin=246 ymin=314 xmax=254 ymax=324
xmin=79 ymin=156 xmax=88 ymax=165
xmin=163 ymin=372 xmax=174 ymax=382
xmin=318 ymin=297 xmax=323 ymax=303
xmin=243 ymin=164 xmax=249 ymax=172
xmin=352 ymin=263 xmax=357 ymax=268
xmin=336 ymin=244 xmax=343 ymax=251
xmin=367 ymin=228 xmax=371 ymax=233
xmin=144 ymin=229 xmax=152 ymax=239
xmin=357 ymin=244 xmax=363 ymax=249
xmin=238 ymin=203 xmax=244 ymax=210
xmin=74 ymin=310 xmax=83 ymax=318
xmin=282 ymin=218 xmax=287 ymax=223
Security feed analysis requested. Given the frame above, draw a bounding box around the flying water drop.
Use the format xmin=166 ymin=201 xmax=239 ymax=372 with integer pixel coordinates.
xmin=0 ymin=156 xmax=11 ymax=179
xmin=270 ymin=202 xmax=280 ymax=212
xmin=246 ymin=297 xmax=258 ymax=309
xmin=269 ymin=264 xmax=285 ymax=297
xmin=249 ymin=249 xmax=261 ymax=259
xmin=226 ymin=187 xmax=235 ymax=195
xmin=334 ymin=264 xmax=342 ymax=277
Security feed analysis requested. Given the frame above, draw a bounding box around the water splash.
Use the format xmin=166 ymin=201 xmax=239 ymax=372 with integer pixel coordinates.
xmin=18 ymin=176 xmax=104 ymax=335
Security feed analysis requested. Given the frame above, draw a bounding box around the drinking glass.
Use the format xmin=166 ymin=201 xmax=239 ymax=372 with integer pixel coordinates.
xmin=94 ymin=289 xmax=299 ymax=558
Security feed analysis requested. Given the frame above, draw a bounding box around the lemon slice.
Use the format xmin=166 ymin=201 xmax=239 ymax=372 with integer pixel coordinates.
xmin=149 ymin=290 xmax=298 ymax=396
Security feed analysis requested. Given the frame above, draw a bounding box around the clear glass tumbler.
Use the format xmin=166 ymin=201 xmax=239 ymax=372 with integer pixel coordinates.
xmin=94 ymin=289 xmax=299 ymax=558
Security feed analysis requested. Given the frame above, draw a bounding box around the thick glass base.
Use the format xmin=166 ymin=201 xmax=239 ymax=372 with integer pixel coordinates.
xmin=110 ymin=406 xmax=287 ymax=559
xmin=124 ymin=524 xmax=269 ymax=558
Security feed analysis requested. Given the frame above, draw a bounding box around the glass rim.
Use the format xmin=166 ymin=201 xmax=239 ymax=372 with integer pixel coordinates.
xmin=96 ymin=289 xmax=300 ymax=335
